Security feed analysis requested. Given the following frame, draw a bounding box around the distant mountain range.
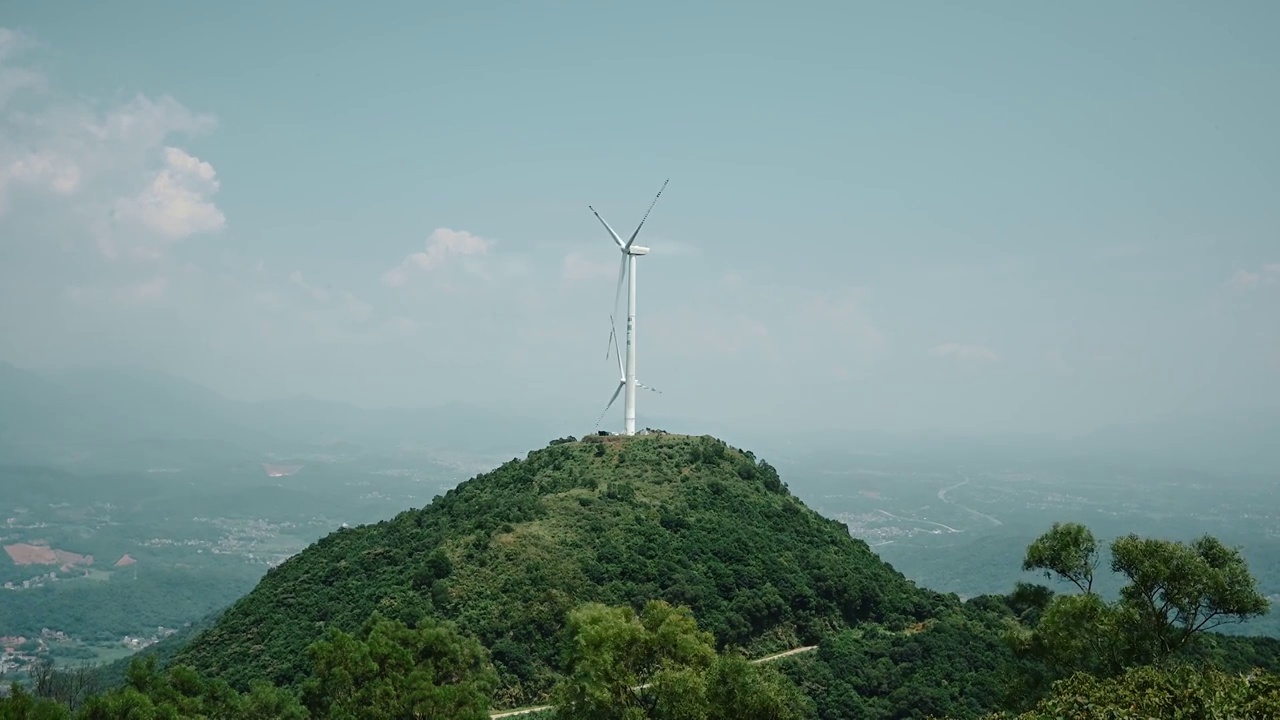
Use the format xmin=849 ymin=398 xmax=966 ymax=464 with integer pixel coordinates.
xmin=733 ymin=413 xmax=1280 ymax=475
xmin=0 ymin=362 xmax=562 ymax=470
xmin=1066 ymin=408 xmax=1280 ymax=474
xmin=2 ymin=360 xmax=1276 ymax=474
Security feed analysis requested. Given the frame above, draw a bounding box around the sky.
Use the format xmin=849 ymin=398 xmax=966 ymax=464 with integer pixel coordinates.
xmin=1 ymin=1 xmax=1277 ymax=439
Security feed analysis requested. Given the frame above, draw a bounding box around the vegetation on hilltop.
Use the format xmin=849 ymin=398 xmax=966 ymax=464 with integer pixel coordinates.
xmin=169 ymin=434 xmax=948 ymax=706
xmin=5 ymin=434 xmax=1280 ymax=719
xmin=552 ymin=599 xmax=813 ymax=720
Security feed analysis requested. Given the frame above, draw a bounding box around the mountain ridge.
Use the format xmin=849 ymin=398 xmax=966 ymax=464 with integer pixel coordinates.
xmin=170 ymin=432 xmax=950 ymax=707
xmin=0 ymin=363 xmax=563 ymax=467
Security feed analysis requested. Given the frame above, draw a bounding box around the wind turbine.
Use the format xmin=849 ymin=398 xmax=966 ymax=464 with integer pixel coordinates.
xmin=590 ymin=179 xmax=668 ymax=435
xmin=595 ymin=318 xmax=661 ymax=431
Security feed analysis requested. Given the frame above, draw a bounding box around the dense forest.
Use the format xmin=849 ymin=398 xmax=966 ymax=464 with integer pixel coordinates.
xmin=4 ymin=433 xmax=1279 ymax=718
xmin=0 ymin=568 xmax=251 ymax=641
xmin=167 ymin=433 xmax=950 ymax=706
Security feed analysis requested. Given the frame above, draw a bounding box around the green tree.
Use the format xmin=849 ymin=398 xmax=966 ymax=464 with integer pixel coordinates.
xmin=239 ymin=682 xmax=310 ymax=720
xmin=1021 ymin=522 xmax=1098 ymax=594
xmin=76 ymin=687 xmax=162 ymax=720
xmin=74 ymin=655 xmax=307 ymax=720
xmin=0 ymin=684 xmax=71 ymax=720
xmin=24 ymin=658 xmax=101 ymax=714
xmin=1014 ymin=524 xmax=1270 ymax=678
xmin=173 ymin=434 xmax=937 ymax=702
xmin=553 ymin=600 xmax=812 ymax=720
xmin=1008 ymin=592 xmax=1131 ymax=679
xmin=704 ymin=653 xmax=813 ymax=720
xmin=554 ymin=600 xmax=717 ymax=720
xmin=1112 ymin=533 xmax=1271 ymax=659
xmin=987 ymin=664 xmax=1280 ymax=720
xmin=301 ymin=613 xmax=497 ymax=720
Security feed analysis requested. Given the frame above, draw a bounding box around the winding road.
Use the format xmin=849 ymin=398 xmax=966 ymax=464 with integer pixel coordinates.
xmin=937 ymin=475 xmax=1003 ymax=526
xmin=875 ymin=508 xmax=960 ymax=533
xmin=489 ymin=645 xmax=819 ymax=718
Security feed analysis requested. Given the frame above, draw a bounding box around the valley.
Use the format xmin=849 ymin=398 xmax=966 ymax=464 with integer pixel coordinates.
xmin=779 ymin=452 xmax=1280 ymax=637
xmin=0 ymin=452 xmax=473 ymax=674
xmin=1 ymin=432 xmax=1277 ymax=719
xmin=5 ymin=435 xmax=1277 ymax=685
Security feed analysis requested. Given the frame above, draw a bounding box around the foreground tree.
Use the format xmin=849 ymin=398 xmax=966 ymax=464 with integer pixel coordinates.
xmin=1021 ymin=522 xmax=1098 ymax=595
xmin=74 ymin=655 xmax=306 ymax=719
xmin=1012 ymin=523 xmax=1270 ymax=678
xmin=1112 ymin=533 xmax=1271 ymax=660
xmin=986 ymin=664 xmax=1280 ymax=720
xmin=0 ymin=684 xmax=70 ymax=720
xmin=704 ymin=653 xmax=811 ymax=720
xmin=25 ymin=659 xmax=100 ymax=715
xmin=553 ymin=600 xmax=812 ymax=720
xmin=301 ymin=613 xmax=497 ymax=720
xmin=554 ymin=600 xmax=717 ymax=719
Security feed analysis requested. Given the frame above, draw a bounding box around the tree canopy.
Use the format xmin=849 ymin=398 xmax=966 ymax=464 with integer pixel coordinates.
xmin=1011 ymin=522 xmax=1271 ymax=679
xmin=989 ymin=664 xmax=1280 ymax=720
xmin=3 ymin=438 xmax=1278 ymax=720
xmin=553 ymin=599 xmax=812 ymax=720
xmin=169 ymin=434 xmax=945 ymax=706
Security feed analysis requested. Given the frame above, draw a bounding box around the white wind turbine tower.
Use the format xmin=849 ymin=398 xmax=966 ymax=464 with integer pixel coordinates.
xmin=590 ymin=179 xmax=669 ymax=436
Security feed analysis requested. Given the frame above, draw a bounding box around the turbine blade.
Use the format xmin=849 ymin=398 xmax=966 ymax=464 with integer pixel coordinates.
xmin=594 ymin=381 xmax=625 ymax=427
xmin=623 ymin=178 xmax=669 ymax=252
xmin=589 ymin=206 xmax=624 ymax=248
xmin=611 ymin=254 xmax=627 ymax=324
xmin=637 ymin=383 xmax=663 ymax=394
xmin=610 ymin=315 xmax=624 ymax=377
xmin=605 ymin=323 xmax=615 ymax=361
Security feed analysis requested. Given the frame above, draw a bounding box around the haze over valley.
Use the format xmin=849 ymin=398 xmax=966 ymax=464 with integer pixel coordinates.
xmin=2 ymin=366 xmax=1277 ymax=680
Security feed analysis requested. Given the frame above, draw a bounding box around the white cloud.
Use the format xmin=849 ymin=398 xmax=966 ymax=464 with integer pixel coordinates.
xmin=561 ymin=251 xmax=615 ymax=282
xmin=0 ymin=27 xmax=34 ymax=61
xmin=383 ymin=228 xmax=493 ymax=287
xmin=0 ymin=27 xmax=532 ymax=401
xmin=288 ymin=270 xmax=330 ymax=302
xmin=286 ymin=270 xmax=374 ymax=324
xmin=659 ymin=314 xmax=775 ymax=359
xmin=84 ymin=94 xmax=217 ymax=147
xmin=1230 ymin=270 xmax=1260 ymax=288
xmin=4 ymin=151 xmax=81 ymax=197
xmin=62 ymin=274 xmax=171 ymax=307
xmin=114 ymin=147 xmax=225 ymax=242
xmin=0 ymin=30 xmax=221 ymax=253
xmin=650 ymin=286 xmax=884 ymax=379
xmin=929 ymin=342 xmax=999 ymax=362
xmin=126 ymin=276 xmax=169 ymax=302
xmin=337 ymin=290 xmax=374 ymax=323
xmin=648 ymin=239 xmax=700 ymax=257
xmin=1045 ymin=347 xmax=1074 ymax=376
xmin=1229 ymin=264 xmax=1280 ymax=289
xmin=0 ymin=28 xmax=44 ymax=108
xmin=811 ymin=292 xmax=888 ymax=360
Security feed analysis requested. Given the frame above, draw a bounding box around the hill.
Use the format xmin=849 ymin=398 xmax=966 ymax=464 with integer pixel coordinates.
xmin=171 ymin=433 xmax=950 ymax=707
xmin=0 ymin=362 xmax=559 ymax=469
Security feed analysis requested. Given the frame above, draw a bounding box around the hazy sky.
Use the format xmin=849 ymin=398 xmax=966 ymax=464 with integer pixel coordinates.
xmin=1 ymin=1 xmax=1277 ymax=437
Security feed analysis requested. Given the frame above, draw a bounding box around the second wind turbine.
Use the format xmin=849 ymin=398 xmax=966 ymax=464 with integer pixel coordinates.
xmin=591 ymin=179 xmax=668 ymax=436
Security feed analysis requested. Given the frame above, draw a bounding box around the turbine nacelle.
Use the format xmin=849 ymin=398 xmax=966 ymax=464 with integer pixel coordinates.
xmin=628 ymin=246 xmax=650 ymax=256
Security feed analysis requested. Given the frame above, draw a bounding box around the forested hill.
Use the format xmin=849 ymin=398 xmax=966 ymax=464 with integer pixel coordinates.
xmin=172 ymin=433 xmax=950 ymax=707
